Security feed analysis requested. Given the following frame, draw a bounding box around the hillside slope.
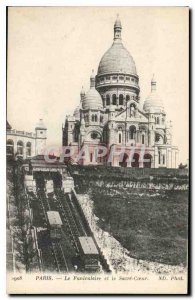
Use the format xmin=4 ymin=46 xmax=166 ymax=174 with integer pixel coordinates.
xmin=70 ymin=166 xmax=188 ymax=266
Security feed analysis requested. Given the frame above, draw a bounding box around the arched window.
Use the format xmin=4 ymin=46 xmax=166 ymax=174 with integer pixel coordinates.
xmin=17 ymin=141 xmax=23 ymax=156
xmin=119 ymin=94 xmax=124 ymax=105
xmin=119 ymin=132 xmax=122 ymax=144
xmin=106 ymin=95 xmax=110 ymax=106
xmin=100 ymin=115 xmax=103 ymax=123
xmin=92 ymin=115 xmax=95 ymax=122
xmin=126 ymin=95 xmax=130 ymax=102
xmin=129 ymin=126 xmax=136 ymax=140
xmin=142 ymin=134 xmax=145 ymax=144
xmin=157 ymin=117 xmax=160 ymax=124
xmin=26 ymin=142 xmax=31 ymax=157
xmin=112 ymin=94 xmax=117 ymax=105
xmin=7 ymin=139 xmax=14 ymax=156
xmin=94 ymin=115 xmax=98 ymax=122
xmin=91 ymin=132 xmax=98 ymax=140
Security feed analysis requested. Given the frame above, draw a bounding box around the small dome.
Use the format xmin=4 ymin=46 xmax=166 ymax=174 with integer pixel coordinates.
xmin=82 ymin=72 xmax=103 ymax=110
xmin=143 ymin=77 xmax=164 ymax=113
xmin=82 ymin=88 xmax=103 ymax=110
xmin=35 ymin=119 xmax=47 ymax=130
xmin=97 ymin=42 xmax=137 ymax=76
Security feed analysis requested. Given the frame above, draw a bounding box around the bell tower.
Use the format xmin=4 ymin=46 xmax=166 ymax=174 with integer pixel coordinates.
xmin=35 ymin=119 xmax=47 ymax=155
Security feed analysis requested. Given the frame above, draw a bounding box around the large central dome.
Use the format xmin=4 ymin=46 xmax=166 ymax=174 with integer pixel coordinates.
xmin=98 ymin=42 xmax=137 ymax=76
xmin=97 ymin=18 xmax=137 ymax=76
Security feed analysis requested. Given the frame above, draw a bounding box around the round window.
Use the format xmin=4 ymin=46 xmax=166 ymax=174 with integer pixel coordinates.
xmin=91 ymin=132 xmax=98 ymax=139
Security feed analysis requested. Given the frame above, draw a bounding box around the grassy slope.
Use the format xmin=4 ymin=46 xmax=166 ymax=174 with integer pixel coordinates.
xmin=77 ymin=182 xmax=188 ymax=266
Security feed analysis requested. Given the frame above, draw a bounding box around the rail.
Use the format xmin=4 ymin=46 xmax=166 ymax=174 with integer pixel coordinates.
xmin=51 ymin=242 xmax=68 ymax=273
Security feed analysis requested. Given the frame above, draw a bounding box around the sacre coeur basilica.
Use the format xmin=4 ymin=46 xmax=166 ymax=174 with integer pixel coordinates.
xmin=62 ymin=17 xmax=178 ymax=168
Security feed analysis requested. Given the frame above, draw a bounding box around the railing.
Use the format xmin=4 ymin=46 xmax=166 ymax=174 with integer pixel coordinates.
xmin=7 ymin=129 xmax=36 ymax=138
xmin=97 ymin=81 xmax=140 ymax=89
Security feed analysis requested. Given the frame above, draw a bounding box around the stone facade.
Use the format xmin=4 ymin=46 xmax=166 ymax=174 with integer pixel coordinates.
xmin=6 ymin=119 xmax=47 ymax=159
xmin=62 ymin=18 xmax=179 ymax=168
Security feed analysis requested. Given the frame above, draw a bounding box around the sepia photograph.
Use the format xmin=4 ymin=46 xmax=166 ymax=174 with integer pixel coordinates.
xmin=6 ymin=6 xmax=189 ymax=294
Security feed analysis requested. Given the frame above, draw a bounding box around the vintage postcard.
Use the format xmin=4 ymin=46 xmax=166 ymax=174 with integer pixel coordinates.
xmin=6 ymin=6 xmax=189 ymax=294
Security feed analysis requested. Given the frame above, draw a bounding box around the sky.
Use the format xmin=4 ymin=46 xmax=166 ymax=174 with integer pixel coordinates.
xmin=7 ymin=6 xmax=189 ymax=163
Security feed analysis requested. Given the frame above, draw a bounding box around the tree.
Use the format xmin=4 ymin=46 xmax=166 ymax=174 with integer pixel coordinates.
xmin=178 ymin=163 xmax=187 ymax=169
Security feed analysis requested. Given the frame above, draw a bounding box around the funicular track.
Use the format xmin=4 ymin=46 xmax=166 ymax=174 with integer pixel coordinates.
xmin=51 ymin=241 xmax=69 ymax=273
xmin=34 ymin=175 xmax=68 ymax=273
xmin=53 ymin=189 xmax=82 ymax=253
xmin=33 ymin=173 xmax=106 ymax=273
xmin=54 ymin=189 xmax=107 ymax=273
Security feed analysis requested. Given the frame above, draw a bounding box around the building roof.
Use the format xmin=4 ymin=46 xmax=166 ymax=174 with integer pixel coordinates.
xmin=24 ymin=155 xmax=66 ymax=168
xmin=79 ymin=236 xmax=99 ymax=255
xmin=47 ymin=211 xmax=62 ymax=226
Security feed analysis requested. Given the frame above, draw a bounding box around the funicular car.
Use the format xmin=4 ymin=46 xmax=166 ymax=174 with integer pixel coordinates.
xmin=47 ymin=211 xmax=62 ymax=240
xmin=78 ymin=236 xmax=100 ymax=272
